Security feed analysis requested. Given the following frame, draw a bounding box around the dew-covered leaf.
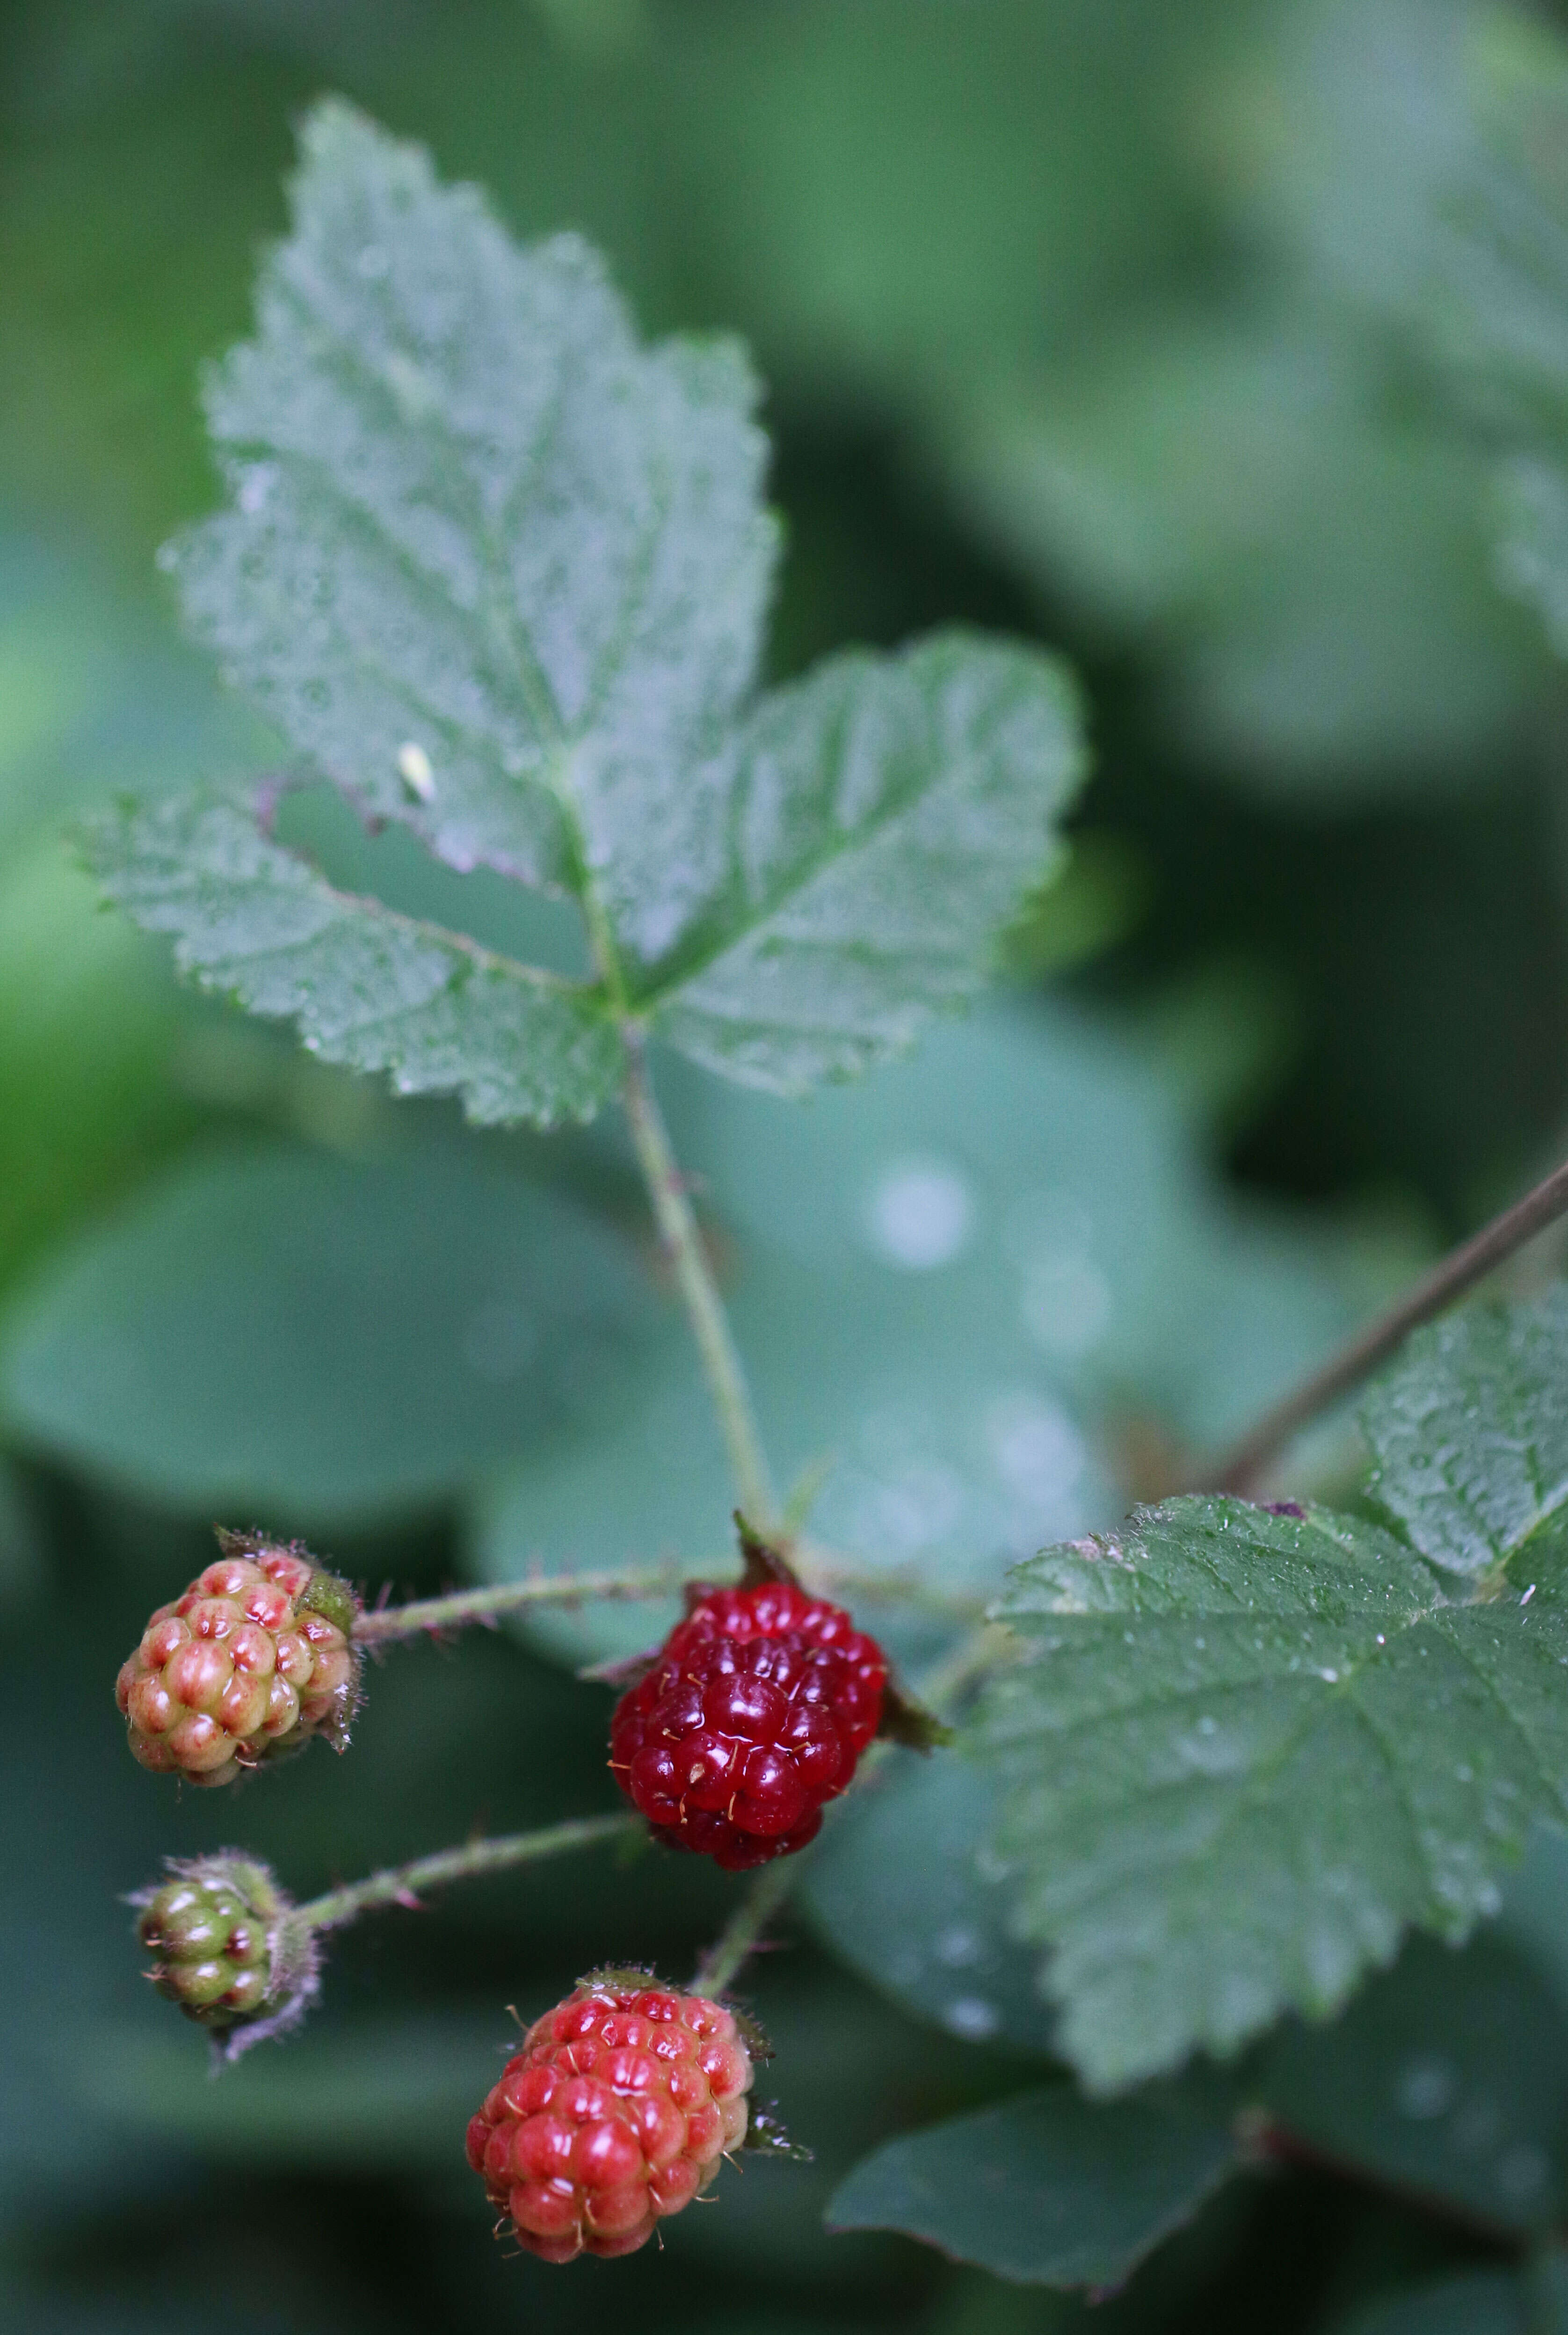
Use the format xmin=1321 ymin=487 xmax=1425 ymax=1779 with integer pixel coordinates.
xmin=82 ymin=791 xmax=622 ymax=1128
xmin=980 ymin=1495 xmax=1568 ymax=2093
xmin=825 ymin=2075 xmax=1241 ymax=2287
xmin=1362 ymin=1290 xmax=1568 ymax=1581
xmin=0 ymin=1141 xmax=652 ymax=1522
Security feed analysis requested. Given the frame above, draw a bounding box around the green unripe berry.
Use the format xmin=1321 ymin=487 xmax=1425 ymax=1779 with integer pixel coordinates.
xmin=133 ymin=1853 xmax=320 ymax=2057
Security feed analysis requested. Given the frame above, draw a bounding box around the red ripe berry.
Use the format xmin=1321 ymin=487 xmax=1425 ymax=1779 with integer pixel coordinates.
xmin=467 ymin=1974 xmax=755 ymax=2262
xmin=610 ymin=1582 xmax=887 ymax=1869
xmin=116 ymin=1530 xmax=360 ymax=1787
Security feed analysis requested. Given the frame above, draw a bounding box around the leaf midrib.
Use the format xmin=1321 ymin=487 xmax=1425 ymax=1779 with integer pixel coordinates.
xmin=623 ymin=687 xmax=1005 ymax=1010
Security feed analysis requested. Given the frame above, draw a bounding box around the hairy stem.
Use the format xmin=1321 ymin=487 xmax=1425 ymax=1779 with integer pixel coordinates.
xmin=354 ymin=1568 xmax=686 ymax=1644
xmin=621 ymin=1031 xmax=776 ymax=1525
xmin=691 ymin=1860 xmax=797 ymax=1998
xmin=1204 ymin=1150 xmax=1568 ymax=1495
xmin=353 ymin=1558 xmax=982 ymax=1647
xmin=291 ymin=1812 xmax=639 ymax=1934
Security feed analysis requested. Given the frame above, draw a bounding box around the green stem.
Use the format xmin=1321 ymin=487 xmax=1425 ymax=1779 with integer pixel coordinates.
xmin=291 ymin=1813 xmax=639 ymax=1934
xmin=691 ymin=1859 xmax=798 ymax=1998
xmin=621 ymin=1031 xmax=776 ymax=1525
xmin=352 ymin=1556 xmax=981 ymax=1648
xmin=353 ymin=1567 xmax=687 ymax=1645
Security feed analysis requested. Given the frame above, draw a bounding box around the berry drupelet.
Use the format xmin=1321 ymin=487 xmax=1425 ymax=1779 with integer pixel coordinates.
xmin=117 ymin=1531 xmax=360 ymax=1786
xmin=610 ymin=1581 xmax=887 ymax=1869
xmin=467 ymin=1974 xmax=755 ymax=2262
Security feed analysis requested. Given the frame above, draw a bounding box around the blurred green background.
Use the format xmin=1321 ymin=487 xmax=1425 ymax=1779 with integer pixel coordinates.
xmin=9 ymin=2 xmax=1568 ymax=2329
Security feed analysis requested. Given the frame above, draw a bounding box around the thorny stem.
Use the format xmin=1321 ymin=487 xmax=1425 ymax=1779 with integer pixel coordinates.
xmin=621 ymin=1031 xmax=777 ymax=1525
xmin=1203 ymin=1149 xmax=1568 ymax=1496
xmin=353 ymin=1568 xmax=686 ymax=1644
xmin=690 ymin=1860 xmax=798 ymax=1999
xmin=290 ymin=1812 xmax=639 ymax=1935
xmin=352 ymin=1560 xmax=986 ymax=1647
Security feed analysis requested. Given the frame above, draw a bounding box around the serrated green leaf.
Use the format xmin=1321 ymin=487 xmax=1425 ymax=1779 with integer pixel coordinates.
xmin=646 ymin=634 xmax=1082 ymax=1093
xmin=980 ymin=1495 xmax=1568 ymax=2093
xmin=1362 ymin=1291 xmax=1568 ymax=1582
xmin=135 ymin=101 xmax=1084 ymax=1106
xmin=825 ymin=2075 xmax=1241 ymax=2287
xmin=82 ymin=791 xmax=621 ymax=1127
xmin=174 ymin=97 xmax=776 ymax=921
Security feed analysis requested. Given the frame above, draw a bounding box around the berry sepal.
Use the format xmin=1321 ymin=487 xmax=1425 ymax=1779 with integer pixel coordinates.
xmin=741 ymin=2101 xmax=813 ymax=2161
xmin=877 ymin=1675 xmax=956 ymax=1753
xmin=132 ymin=1851 xmax=321 ymax=2061
xmin=732 ymin=1513 xmax=800 ymax=1591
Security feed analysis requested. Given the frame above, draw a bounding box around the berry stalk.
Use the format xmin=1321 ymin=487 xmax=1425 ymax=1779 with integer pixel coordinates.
xmin=290 ymin=1812 xmax=641 ymax=1935
xmin=621 ymin=1032 xmax=777 ymax=1527
xmin=1201 ymin=1146 xmax=1568 ymax=1494
xmin=354 ymin=1559 xmax=987 ymax=1646
xmin=691 ymin=1861 xmax=798 ymax=1999
xmin=353 ymin=1566 xmax=689 ymax=1645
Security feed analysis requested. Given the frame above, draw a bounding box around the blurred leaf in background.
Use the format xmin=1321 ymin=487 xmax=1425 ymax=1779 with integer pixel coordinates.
xmin=8 ymin=6 xmax=1568 ymax=2335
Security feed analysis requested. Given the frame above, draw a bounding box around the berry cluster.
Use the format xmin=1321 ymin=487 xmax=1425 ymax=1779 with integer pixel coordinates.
xmin=610 ymin=1581 xmax=887 ymax=1868
xmin=121 ymin=1530 xmax=894 ymax=2262
xmin=117 ymin=1533 xmax=359 ymax=1787
xmin=466 ymin=1975 xmax=754 ymax=2261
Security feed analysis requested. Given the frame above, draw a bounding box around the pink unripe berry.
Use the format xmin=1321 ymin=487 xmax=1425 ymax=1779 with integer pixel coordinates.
xmin=117 ymin=1529 xmax=360 ymax=1786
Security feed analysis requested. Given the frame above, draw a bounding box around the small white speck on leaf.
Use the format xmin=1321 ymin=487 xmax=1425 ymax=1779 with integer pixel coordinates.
xmin=398 ymin=741 xmax=436 ymax=802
